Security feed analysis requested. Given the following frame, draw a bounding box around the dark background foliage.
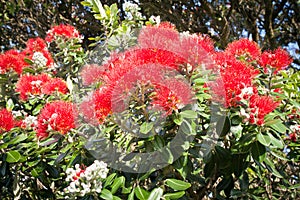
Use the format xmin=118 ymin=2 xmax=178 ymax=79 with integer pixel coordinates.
xmin=0 ymin=0 xmax=299 ymax=65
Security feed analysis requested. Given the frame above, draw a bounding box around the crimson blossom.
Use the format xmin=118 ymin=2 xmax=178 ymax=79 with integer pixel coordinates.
xmin=0 ymin=108 xmax=15 ymax=134
xmin=260 ymin=47 xmax=293 ymax=74
xmin=0 ymin=49 xmax=28 ymax=74
xmin=45 ymin=24 xmax=83 ymax=43
xmin=16 ymin=73 xmax=68 ymax=100
xmin=225 ymin=38 xmax=261 ymax=62
xmin=212 ymin=52 xmax=259 ymax=107
xmin=37 ymin=101 xmax=76 ymax=139
xmin=24 ymin=37 xmax=54 ymax=68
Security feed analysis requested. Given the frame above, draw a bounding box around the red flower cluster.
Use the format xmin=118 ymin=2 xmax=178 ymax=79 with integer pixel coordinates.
xmin=0 ymin=50 xmax=28 ymax=74
xmin=16 ymin=74 xmax=68 ymax=100
xmin=248 ymin=94 xmax=279 ymax=125
xmin=212 ymin=52 xmax=259 ymax=107
xmin=80 ymin=87 xmax=112 ymax=124
xmin=210 ymin=38 xmax=284 ymax=126
xmin=138 ymin=22 xmax=214 ymax=69
xmin=260 ymin=48 xmax=292 ymax=74
xmin=152 ymin=80 xmax=193 ymax=115
xmin=225 ymin=38 xmax=261 ymax=61
xmin=37 ymin=101 xmax=76 ymax=138
xmin=0 ymin=108 xmax=15 ymax=133
xmin=24 ymin=37 xmax=54 ymax=68
xmin=45 ymin=24 xmax=82 ymax=43
xmin=80 ymin=23 xmax=203 ymax=123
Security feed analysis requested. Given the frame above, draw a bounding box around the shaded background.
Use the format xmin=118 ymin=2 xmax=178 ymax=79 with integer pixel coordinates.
xmin=0 ymin=0 xmax=299 ymax=67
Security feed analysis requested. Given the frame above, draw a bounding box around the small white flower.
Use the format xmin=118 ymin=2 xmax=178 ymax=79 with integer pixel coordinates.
xmin=32 ymin=52 xmax=48 ymax=67
xmin=31 ymin=80 xmax=43 ymax=87
xmin=149 ymin=15 xmax=161 ymax=25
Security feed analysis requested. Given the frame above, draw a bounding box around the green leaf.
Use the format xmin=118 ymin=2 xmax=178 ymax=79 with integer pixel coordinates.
xmin=268 ymin=121 xmax=288 ymax=133
xmin=257 ymin=133 xmax=271 ymax=146
xmin=147 ymin=188 xmax=163 ymax=200
xmin=180 ymin=110 xmax=197 ymax=119
xmin=127 ymin=189 xmax=135 ymax=200
xmin=216 ymin=116 xmax=230 ymax=137
xmin=140 ymin=122 xmax=153 ymax=134
xmin=6 ymin=150 xmax=21 ymax=163
xmin=6 ymin=99 xmax=14 ymax=111
xmin=163 ymin=191 xmax=185 ymax=199
xmin=32 ymin=104 xmax=44 ymax=115
xmin=251 ymin=142 xmax=266 ymax=162
xmin=180 ymin=119 xmax=193 ymax=135
xmin=111 ymin=176 xmax=125 ymax=194
xmin=173 ymin=114 xmax=183 ymax=125
xmin=165 ymin=179 xmax=191 ymax=191
xmin=103 ymin=173 xmax=117 ymax=188
xmin=100 ymin=189 xmax=113 ymax=200
xmin=135 ymin=186 xmax=150 ymax=200
xmin=267 ymin=132 xmax=284 ymax=149
xmin=264 ymin=157 xmax=283 ymax=178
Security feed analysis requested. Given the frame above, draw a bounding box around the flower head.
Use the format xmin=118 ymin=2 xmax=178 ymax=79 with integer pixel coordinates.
xmin=0 ymin=108 xmax=14 ymax=133
xmin=16 ymin=74 xmax=68 ymax=100
xmin=0 ymin=50 xmax=28 ymax=74
xmin=225 ymin=38 xmax=261 ymax=62
xmin=46 ymin=24 xmax=83 ymax=43
xmin=260 ymin=48 xmax=292 ymax=73
xmin=37 ymin=101 xmax=76 ymax=139
xmin=152 ymin=79 xmax=194 ymax=115
xmin=24 ymin=37 xmax=54 ymax=68
xmin=248 ymin=94 xmax=279 ymax=125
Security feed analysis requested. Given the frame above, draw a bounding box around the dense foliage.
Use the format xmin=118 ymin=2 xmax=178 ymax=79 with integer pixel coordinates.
xmin=0 ymin=1 xmax=299 ymax=200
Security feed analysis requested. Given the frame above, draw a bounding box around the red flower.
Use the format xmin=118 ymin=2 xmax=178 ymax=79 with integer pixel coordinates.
xmin=24 ymin=37 xmax=54 ymax=68
xmin=45 ymin=24 xmax=82 ymax=42
xmin=289 ymin=132 xmax=297 ymax=142
xmin=0 ymin=50 xmax=28 ymax=74
xmin=16 ymin=74 xmax=68 ymax=100
xmin=179 ymin=34 xmax=215 ymax=68
xmin=80 ymin=64 xmax=105 ymax=86
xmin=260 ymin=48 xmax=292 ymax=73
xmin=41 ymin=78 xmax=68 ymax=95
xmin=80 ymin=87 xmax=112 ymax=124
xmin=248 ymin=94 xmax=279 ymax=125
xmin=0 ymin=108 xmax=14 ymax=133
xmin=211 ymin=54 xmax=259 ymax=107
xmin=25 ymin=37 xmax=47 ymax=53
xmin=138 ymin=22 xmax=180 ymax=52
xmin=225 ymin=38 xmax=261 ymax=62
xmin=37 ymin=101 xmax=76 ymax=139
xmin=16 ymin=74 xmax=50 ymax=100
xmin=152 ymin=79 xmax=193 ymax=115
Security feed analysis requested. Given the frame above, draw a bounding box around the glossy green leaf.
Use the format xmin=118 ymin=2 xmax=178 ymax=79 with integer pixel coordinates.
xmin=251 ymin=142 xmax=266 ymax=162
xmin=140 ymin=122 xmax=153 ymax=134
xmin=6 ymin=99 xmax=14 ymax=111
xmin=165 ymin=179 xmax=191 ymax=191
xmin=216 ymin=116 xmax=231 ymax=137
xmin=6 ymin=150 xmax=21 ymax=163
xmin=111 ymin=176 xmax=125 ymax=194
xmin=147 ymin=188 xmax=163 ymax=200
xmin=103 ymin=173 xmax=117 ymax=188
xmin=268 ymin=121 xmax=288 ymax=133
xmin=100 ymin=189 xmax=113 ymax=200
xmin=180 ymin=110 xmax=197 ymax=119
xmin=267 ymin=132 xmax=284 ymax=149
xmin=163 ymin=191 xmax=185 ymax=199
xmin=135 ymin=186 xmax=150 ymax=200
xmin=257 ymin=133 xmax=271 ymax=146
